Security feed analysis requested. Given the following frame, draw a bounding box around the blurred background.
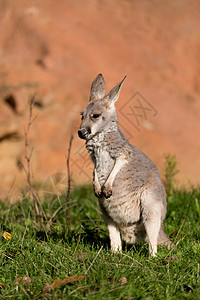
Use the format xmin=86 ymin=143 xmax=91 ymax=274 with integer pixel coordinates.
xmin=0 ymin=0 xmax=199 ymax=201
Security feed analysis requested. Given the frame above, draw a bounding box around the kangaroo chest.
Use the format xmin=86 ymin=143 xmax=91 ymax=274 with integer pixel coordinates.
xmin=94 ymin=145 xmax=114 ymax=187
xmin=87 ymin=138 xmax=142 ymax=225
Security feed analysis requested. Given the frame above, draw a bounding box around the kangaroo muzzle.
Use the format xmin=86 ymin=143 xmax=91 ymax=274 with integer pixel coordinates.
xmin=78 ymin=127 xmax=91 ymax=139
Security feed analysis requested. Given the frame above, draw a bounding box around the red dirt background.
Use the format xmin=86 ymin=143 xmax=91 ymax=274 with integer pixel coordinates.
xmin=0 ymin=0 xmax=199 ymax=200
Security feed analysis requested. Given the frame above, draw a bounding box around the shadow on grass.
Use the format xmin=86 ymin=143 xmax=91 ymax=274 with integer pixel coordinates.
xmin=35 ymin=226 xmax=150 ymax=255
xmin=35 ymin=224 xmax=110 ymax=250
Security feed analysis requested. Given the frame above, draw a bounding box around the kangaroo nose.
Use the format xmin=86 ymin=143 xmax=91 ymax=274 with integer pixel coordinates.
xmin=78 ymin=128 xmax=87 ymax=139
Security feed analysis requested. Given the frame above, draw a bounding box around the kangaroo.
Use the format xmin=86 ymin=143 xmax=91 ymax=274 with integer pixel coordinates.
xmin=78 ymin=74 xmax=171 ymax=256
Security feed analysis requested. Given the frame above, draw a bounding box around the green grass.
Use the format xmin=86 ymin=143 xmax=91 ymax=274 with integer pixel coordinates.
xmin=0 ymin=185 xmax=200 ymax=299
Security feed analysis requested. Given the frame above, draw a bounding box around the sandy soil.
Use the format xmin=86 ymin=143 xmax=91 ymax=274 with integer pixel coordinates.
xmin=0 ymin=0 xmax=199 ymax=200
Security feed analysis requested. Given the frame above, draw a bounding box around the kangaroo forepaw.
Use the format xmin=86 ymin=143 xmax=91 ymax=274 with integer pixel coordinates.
xmin=103 ymin=183 xmax=112 ymax=198
xmin=94 ymin=189 xmax=102 ymax=198
xmin=93 ymin=184 xmax=102 ymax=198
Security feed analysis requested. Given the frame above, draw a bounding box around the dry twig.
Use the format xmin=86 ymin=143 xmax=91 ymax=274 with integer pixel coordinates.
xmin=22 ymin=95 xmax=46 ymax=227
xmin=66 ymin=134 xmax=74 ymax=230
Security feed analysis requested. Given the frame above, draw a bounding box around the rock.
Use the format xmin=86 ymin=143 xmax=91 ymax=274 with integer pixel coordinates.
xmin=0 ymin=0 xmax=200 ymax=200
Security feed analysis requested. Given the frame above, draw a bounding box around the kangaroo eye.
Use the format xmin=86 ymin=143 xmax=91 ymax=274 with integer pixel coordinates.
xmin=92 ymin=114 xmax=101 ymax=119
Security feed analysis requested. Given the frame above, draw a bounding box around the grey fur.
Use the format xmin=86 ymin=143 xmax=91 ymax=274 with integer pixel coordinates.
xmin=89 ymin=73 xmax=106 ymax=101
xmin=78 ymin=74 xmax=171 ymax=256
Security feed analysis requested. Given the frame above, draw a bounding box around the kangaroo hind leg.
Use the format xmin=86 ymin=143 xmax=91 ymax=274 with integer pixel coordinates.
xmin=158 ymin=227 xmax=173 ymax=249
xmin=142 ymin=190 xmax=162 ymax=257
xmin=99 ymin=202 xmax=122 ymax=252
xmin=144 ymin=215 xmax=161 ymax=257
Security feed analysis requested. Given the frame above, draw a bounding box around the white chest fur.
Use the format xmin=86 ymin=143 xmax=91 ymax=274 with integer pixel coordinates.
xmin=94 ymin=145 xmax=114 ymax=186
xmin=87 ymin=133 xmax=115 ymax=187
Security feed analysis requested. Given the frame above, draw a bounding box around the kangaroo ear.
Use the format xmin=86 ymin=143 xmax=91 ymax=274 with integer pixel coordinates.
xmin=103 ymin=76 xmax=126 ymax=107
xmin=89 ymin=74 xmax=106 ymax=101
